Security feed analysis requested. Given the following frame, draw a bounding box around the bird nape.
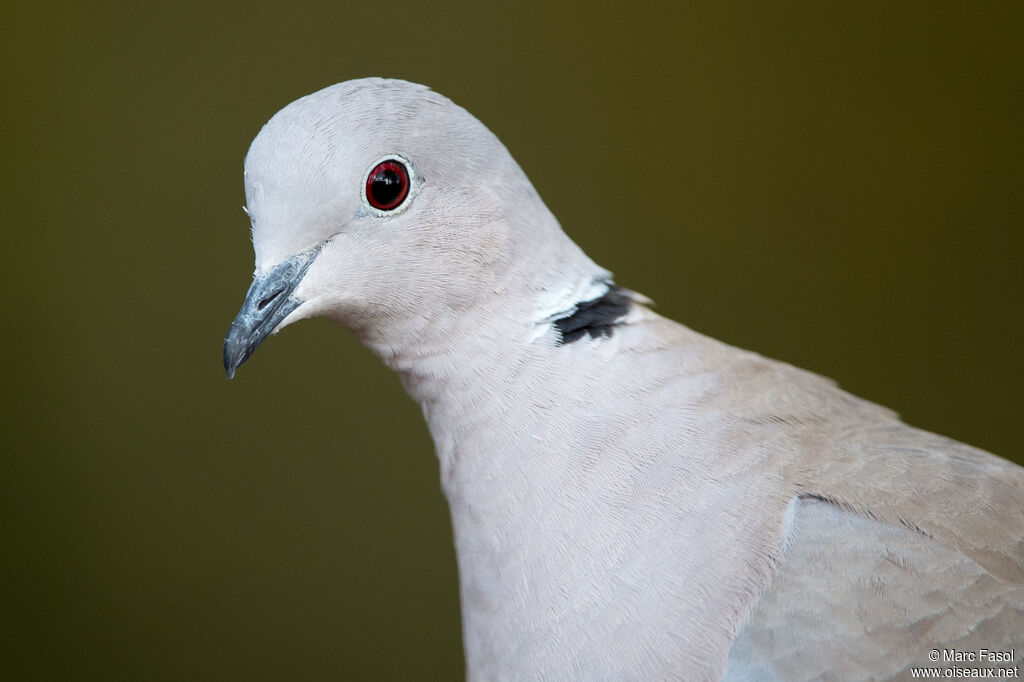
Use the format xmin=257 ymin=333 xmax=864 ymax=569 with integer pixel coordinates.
xmin=223 ymin=78 xmax=1023 ymax=681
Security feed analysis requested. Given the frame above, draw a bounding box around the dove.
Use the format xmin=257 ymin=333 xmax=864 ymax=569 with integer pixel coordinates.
xmin=223 ymin=78 xmax=1024 ymax=681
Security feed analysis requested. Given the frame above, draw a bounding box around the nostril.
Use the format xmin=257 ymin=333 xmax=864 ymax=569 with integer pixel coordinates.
xmin=257 ymin=289 xmax=284 ymax=311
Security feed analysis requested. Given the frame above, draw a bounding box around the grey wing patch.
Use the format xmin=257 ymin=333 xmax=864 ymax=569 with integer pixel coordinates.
xmin=723 ymin=499 xmax=1024 ymax=681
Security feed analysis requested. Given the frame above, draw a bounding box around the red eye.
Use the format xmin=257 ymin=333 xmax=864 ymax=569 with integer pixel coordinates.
xmin=365 ymin=159 xmax=410 ymax=211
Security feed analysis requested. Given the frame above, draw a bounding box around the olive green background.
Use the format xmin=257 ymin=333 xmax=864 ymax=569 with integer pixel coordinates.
xmin=2 ymin=1 xmax=1022 ymax=679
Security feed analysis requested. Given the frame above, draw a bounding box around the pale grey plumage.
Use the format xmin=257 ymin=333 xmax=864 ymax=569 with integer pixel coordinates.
xmin=225 ymin=78 xmax=1024 ymax=680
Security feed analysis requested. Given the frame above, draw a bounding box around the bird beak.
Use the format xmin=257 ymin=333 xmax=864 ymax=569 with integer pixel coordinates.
xmin=223 ymin=247 xmax=320 ymax=379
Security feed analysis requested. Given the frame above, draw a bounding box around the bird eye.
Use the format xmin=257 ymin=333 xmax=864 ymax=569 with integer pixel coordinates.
xmin=365 ymin=159 xmax=410 ymax=211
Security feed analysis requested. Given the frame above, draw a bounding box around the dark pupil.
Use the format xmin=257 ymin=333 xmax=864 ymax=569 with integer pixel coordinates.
xmin=370 ymin=168 xmax=403 ymax=206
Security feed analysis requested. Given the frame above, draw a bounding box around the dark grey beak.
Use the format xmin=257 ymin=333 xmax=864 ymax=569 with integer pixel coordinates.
xmin=223 ymin=247 xmax=320 ymax=379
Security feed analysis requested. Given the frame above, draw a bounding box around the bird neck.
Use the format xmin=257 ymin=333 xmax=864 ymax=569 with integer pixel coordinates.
xmin=352 ymin=202 xmax=615 ymax=407
xmin=350 ymin=250 xmax=619 ymax=471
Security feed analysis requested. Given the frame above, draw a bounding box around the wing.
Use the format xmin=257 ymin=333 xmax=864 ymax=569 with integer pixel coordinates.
xmin=724 ymin=423 xmax=1024 ymax=681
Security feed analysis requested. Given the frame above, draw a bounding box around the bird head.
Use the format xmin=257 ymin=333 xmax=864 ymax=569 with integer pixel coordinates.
xmin=224 ymin=79 xmax=576 ymax=377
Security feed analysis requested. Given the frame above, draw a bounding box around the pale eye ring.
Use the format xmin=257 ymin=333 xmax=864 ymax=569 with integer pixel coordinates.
xmin=365 ymin=158 xmax=410 ymax=211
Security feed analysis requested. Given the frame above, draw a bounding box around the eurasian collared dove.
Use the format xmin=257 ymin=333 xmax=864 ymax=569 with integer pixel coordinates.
xmin=223 ymin=78 xmax=1023 ymax=681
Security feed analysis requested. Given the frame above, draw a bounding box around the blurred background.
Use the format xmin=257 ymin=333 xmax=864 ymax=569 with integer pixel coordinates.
xmin=2 ymin=1 xmax=1021 ymax=679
